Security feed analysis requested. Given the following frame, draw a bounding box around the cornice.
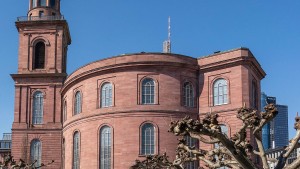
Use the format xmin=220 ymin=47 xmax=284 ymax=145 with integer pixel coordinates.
xmin=11 ymin=73 xmax=67 ymax=80
xmin=199 ymin=52 xmax=266 ymax=80
xmin=62 ymin=60 xmax=199 ymax=94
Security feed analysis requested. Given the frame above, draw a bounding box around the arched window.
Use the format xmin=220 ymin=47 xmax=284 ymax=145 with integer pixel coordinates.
xmin=62 ymin=138 xmax=65 ymax=169
xmin=141 ymin=78 xmax=155 ymax=104
xmin=141 ymin=123 xmax=155 ymax=155
xmin=50 ymin=0 xmax=56 ymax=7
xmin=101 ymin=83 xmax=112 ymax=108
xmin=32 ymin=0 xmax=37 ymax=8
xmin=34 ymin=42 xmax=45 ymax=69
xmin=32 ymin=91 xmax=43 ymax=124
xmin=252 ymin=81 xmax=258 ymax=109
xmin=73 ymin=132 xmax=80 ymax=169
xmin=185 ymin=136 xmax=198 ymax=169
xmin=40 ymin=0 xmax=47 ymax=6
xmin=183 ymin=82 xmax=194 ymax=107
xmin=74 ymin=91 xmax=81 ymax=115
xmin=213 ymin=79 xmax=228 ymax=105
xmin=215 ymin=125 xmax=229 ymax=169
xmin=63 ymin=100 xmax=67 ymax=122
xmin=100 ymin=126 xmax=111 ymax=169
xmin=30 ymin=139 xmax=41 ymax=167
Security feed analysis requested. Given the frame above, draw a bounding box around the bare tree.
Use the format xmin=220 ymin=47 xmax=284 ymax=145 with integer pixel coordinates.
xmin=131 ymin=104 xmax=300 ymax=169
xmin=0 ymin=154 xmax=54 ymax=169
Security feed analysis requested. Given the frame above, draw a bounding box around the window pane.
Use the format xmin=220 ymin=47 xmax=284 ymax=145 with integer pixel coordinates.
xmin=32 ymin=91 xmax=43 ymax=124
xmin=74 ymin=92 xmax=81 ymax=115
xmin=0 ymin=142 xmax=4 ymax=148
xmin=100 ymin=126 xmax=111 ymax=169
xmin=185 ymin=136 xmax=198 ymax=169
xmin=30 ymin=140 xmax=41 ymax=167
xmin=50 ymin=0 xmax=56 ymax=7
xmin=213 ymin=79 xmax=228 ymax=105
xmin=101 ymin=83 xmax=112 ymax=108
xmin=32 ymin=0 xmax=37 ymax=8
xmin=183 ymin=82 xmax=194 ymax=107
xmin=40 ymin=0 xmax=47 ymax=6
xmin=63 ymin=101 xmax=67 ymax=122
xmin=73 ymin=132 xmax=80 ymax=169
xmin=141 ymin=123 xmax=155 ymax=155
xmin=215 ymin=125 xmax=229 ymax=169
xmin=252 ymin=81 xmax=257 ymax=108
xmin=141 ymin=78 xmax=155 ymax=104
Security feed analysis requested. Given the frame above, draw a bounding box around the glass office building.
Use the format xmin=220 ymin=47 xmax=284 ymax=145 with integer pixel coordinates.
xmin=261 ymin=93 xmax=288 ymax=150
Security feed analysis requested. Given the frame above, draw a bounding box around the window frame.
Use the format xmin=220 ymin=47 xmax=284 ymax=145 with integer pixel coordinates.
xmin=99 ymin=125 xmax=112 ymax=169
xmin=214 ymin=124 xmax=229 ymax=169
xmin=32 ymin=0 xmax=37 ymax=8
xmin=140 ymin=122 xmax=157 ymax=156
xmin=251 ymin=80 xmax=258 ymax=109
xmin=212 ymin=78 xmax=229 ymax=106
xmin=100 ymin=82 xmax=113 ymax=108
xmin=50 ymin=0 xmax=56 ymax=7
xmin=40 ymin=0 xmax=47 ymax=6
xmin=185 ymin=136 xmax=199 ymax=169
xmin=62 ymin=138 xmax=65 ymax=169
xmin=182 ymin=81 xmax=195 ymax=107
xmin=33 ymin=41 xmax=46 ymax=69
xmin=74 ymin=91 xmax=82 ymax=115
xmin=30 ymin=139 xmax=42 ymax=167
xmin=63 ymin=100 xmax=67 ymax=122
xmin=140 ymin=78 xmax=157 ymax=105
xmin=73 ymin=131 xmax=80 ymax=169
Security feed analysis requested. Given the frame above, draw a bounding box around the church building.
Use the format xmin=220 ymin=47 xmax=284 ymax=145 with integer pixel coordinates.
xmin=11 ymin=0 xmax=266 ymax=168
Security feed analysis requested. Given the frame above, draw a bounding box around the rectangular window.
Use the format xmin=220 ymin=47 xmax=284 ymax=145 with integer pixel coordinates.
xmin=0 ymin=142 xmax=4 ymax=148
xmin=50 ymin=0 xmax=56 ymax=7
xmin=32 ymin=0 xmax=37 ymax=8
xmin=40 ymin=0 xmax=47 ymax=6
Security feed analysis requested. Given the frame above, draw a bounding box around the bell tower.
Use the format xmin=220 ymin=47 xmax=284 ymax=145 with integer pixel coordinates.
xmin=11 ymin=0 xmax=71 ymax=168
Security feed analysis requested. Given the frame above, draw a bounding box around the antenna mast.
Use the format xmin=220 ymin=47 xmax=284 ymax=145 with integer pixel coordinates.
xmin=163 ymin=16 xmax=171 ymax=53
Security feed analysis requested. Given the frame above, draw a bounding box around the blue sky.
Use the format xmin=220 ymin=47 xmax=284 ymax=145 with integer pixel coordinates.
xmin=0 ymin=1 xmax=300 ymax=138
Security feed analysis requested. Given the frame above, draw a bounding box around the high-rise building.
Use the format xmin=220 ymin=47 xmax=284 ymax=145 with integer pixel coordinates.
xmin=10 ymin=1 xmax=266 ymax=168
xmin=273 ymin=104 xmax=289 ymax=147
xmin=261 ymin=93 xmax=288 ymax=150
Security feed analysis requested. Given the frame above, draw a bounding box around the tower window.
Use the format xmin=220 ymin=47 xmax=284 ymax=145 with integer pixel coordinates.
xmin=50 ymin=0 xmax=56 ymax=7
xmin=140 ymin=123 xmax=155 ymax=155
xmin=141 ymin=78 xmax=155 ymax=104
xmin=32 ymin=0 xmax=37 ymax=8
xmin=213 ymin=78 xmax=228 ymax=106
xmin=30 ymin=139 xmax=41 ymax=167
xmin=101 ymin=83 xmax=112 ymax=108
xmin=100 ymin=126 xmax=112 ymax=169
xmin=32 ymin=91 xmax=43 ymax=124
xmin=183 ymin=82 xmax=194 ymax=107
xmin=34 ymin=42 xmax=45 ymax=69
xmin=40 ymin=0 xmax=47 ymax=6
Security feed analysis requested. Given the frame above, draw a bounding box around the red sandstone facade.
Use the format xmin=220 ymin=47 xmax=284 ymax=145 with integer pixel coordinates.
xmin=11 ymin=1 xmax=266 ymax=169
